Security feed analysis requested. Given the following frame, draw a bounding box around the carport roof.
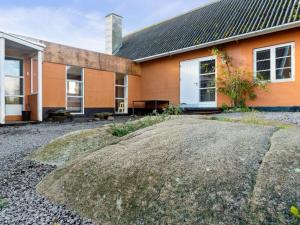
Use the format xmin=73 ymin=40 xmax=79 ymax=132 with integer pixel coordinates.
xmin=116 ymin=0 xmax=300 ymax=62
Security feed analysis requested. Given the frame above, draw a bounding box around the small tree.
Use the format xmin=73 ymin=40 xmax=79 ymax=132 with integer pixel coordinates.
xmin=211 ymin=48 xmax=267 ymax=108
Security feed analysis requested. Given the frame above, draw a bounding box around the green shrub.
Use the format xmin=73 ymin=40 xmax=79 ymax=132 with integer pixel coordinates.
xmin=212 ymin=47 xmax=268 ymax=108
xmin=108 ymin=115 xmax=167 ymax=137
xmin=48 ymin=109 xmax=73 ymax=122
xmin=221 ymin=103 xmax=230 ymax=112
xmin=94 ymin=112 xmax=113 ymax=120
xmin=0 ymin=198 xmax=8 ymax=210
xmin=163 ymin=104 xmax=182 ymax=115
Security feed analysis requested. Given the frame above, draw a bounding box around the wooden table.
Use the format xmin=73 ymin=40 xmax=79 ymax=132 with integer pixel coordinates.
xmin=132 ymin=100 xmax=170 ymax=115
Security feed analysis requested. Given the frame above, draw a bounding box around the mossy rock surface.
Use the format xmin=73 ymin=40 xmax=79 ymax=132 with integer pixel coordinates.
xmin=37 ymin=117 xmax=294 ymax=225
xmin=250 ymin=128 xmax=300 ymax=224
xmin=29 ymin=125 xmax=119 ymax=166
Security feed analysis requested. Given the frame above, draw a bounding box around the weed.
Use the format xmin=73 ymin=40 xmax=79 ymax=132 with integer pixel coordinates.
xmin=291 ymin=205 xmax=300 ymax=220
xmin=108 ymin=115 xmax=168 ymax=137
xmin=163 ymin=104 xmax=182 ymax=115
xmin=0 ymin=198 xmax=8 ymax=210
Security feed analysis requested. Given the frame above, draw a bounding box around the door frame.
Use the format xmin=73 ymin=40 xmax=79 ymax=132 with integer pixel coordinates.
xmin=4 ymin=57 xmax=25 ymax=116
xmin=114 ymin=73 xmax=128 ymax=114
xmin=180 ymin=55 xmax=217 ymax=108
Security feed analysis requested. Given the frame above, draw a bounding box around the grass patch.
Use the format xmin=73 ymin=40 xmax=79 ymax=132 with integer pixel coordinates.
xmin=207 ymin=115 xmax=294 ymax=129
xmin=107 ymin=115 xmax=169 ymax=137
xmin=0 ymin=198 xmax=8 ymax=210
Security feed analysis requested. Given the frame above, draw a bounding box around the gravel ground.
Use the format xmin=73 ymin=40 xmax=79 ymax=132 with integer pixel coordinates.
xmin=217 ymin=112 xmax=300 ymax=125
xmin=0 ymin=120 xmax=123 ymax=225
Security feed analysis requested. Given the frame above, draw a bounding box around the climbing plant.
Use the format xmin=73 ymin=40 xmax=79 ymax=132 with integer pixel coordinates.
xmin=211 ymin=47 xmax=268 ymax=108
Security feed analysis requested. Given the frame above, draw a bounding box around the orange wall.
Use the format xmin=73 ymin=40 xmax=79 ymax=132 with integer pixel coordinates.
xmin=43 ymin=62 xmax=66 ymax=108
xmin=140 ymin=27 xmax=300 ymax=107
xmin=42 ymin=62 xmax=141 ymax=110
xmin=84 ymin=68 xmax=115 ymax=108
xmin=128 ymin=75 xmax=142 ymax=108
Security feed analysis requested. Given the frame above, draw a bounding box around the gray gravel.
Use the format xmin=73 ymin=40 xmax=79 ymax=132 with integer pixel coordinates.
xmin=0 ymin=120 xmax=121 ymax=225
xmin=218 ymin=112 xmax=300 ymax=125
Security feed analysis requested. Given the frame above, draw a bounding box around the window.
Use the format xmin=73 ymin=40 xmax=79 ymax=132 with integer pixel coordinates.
xmin=254 ymin=43 xmax=294 ymax=82
xmin=115 ymin=73 xmax=128 ymax=113
xmin=4 ymin=58 xmax=24 ymax=115
xmin=199 ymin=59 xmax=216 ymax=103
xmin=66 ymin=66 xmax=84 ymax=114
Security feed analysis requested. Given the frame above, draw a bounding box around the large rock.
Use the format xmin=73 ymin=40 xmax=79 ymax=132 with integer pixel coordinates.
xmin=38 ymin=117 xmax=276 ymax=225
xmin=251 ymin=128 xmax=300 ymax=224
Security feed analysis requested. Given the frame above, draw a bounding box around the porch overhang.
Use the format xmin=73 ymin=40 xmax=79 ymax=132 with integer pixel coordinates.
xmin=0 ymin=32 xmax=45 ymax=52
xmin=0 ymin=31 xmax=45 ymax=124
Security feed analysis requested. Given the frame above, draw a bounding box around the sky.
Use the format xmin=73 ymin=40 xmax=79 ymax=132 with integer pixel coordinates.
xmin=0 ymin=0 xmax=212 ymax=52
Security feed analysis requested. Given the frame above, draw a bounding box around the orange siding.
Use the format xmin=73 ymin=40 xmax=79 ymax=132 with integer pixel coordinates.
xmin=43 ymin=62 xmax=66 ymax=108
xmin=24 ymin=58 xmax=31 ymax=110
xmin=84 ymin=68 xmax=115 ymax=108
xmin=128 ymin=75 xmax=142 ymax=108
xmin=5 ymin=116 xmax=22 ymax=122
xmin=28 ymin=94 xmax=38 ymax=121
xmin=139 ymin=27 xmax=300 ymax=108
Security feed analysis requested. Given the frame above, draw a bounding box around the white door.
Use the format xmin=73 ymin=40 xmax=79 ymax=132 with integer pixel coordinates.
xmin=180 ymin=59 xmax=200 ymax=108
xmin=180 ymin=56 xmax=217 ymax=108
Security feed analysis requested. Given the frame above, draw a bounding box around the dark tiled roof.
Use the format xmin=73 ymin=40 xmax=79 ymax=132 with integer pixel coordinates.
xmin=116 ymin=0 xmax=300 ymax=60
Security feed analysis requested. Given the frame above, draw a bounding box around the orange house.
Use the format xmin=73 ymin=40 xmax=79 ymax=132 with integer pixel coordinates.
xmin=0 ymin=0 xmax=300 ymax=124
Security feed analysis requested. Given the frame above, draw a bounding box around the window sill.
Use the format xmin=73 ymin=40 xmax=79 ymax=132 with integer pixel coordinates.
xmin=257 ymin=78 xmax=295 ymax=84
xmin=270 ymin=79 xmax=295 ymax=83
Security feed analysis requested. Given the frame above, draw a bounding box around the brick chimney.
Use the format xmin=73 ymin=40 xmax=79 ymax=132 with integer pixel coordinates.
xmin=105 ymin=13 xmax=123 ymax=55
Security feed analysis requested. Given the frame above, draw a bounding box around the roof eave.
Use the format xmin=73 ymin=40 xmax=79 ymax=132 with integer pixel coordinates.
xmin=134 ymin=21 xmax=300 ymax=63
xmin=0 ymin=31 xmax=46 ymax=51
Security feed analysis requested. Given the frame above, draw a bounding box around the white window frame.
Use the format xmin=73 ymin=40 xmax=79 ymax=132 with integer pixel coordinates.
xmin=254 ymin=42 xmax=295 ymax=83
xmin=4 ymin=57 xmax=25 ymax=116
xmin=199 ymin=56 xmax=217 ymax=107
xmin=115 ymin=73 xmax=128 ymax=114
xmin=65 ymin=66 xmax=84 ymax=115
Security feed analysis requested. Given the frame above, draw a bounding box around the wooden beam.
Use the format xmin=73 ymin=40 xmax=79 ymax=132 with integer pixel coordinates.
xmin=42 ymin=41 xmax=141 ymax=75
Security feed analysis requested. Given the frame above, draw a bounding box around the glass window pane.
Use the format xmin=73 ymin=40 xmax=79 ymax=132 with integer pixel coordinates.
xmin=276 ymin=57 xmax=291 ymax=69
xmin=200 ymin=74 xmax=215 ymax=88
xmin=116 ymin=73 xmax=125 ymax=85
xmin=276 ymin=46 xmax=291 ymax=58
xmin=67 ymin=81 xmax=82 ymax=96
xmin=276 ymin=68 xmax=292 ymax=80
xmin=257 ymin=60 xmax=270 ymax=71
xmin=5 ymin=77 xmax=23 ymax=95
xmin=200 ymin=60 xmax=215 ymax=74
xmin=5 ymin=96 xmax=23 ymax=104
xmin=115 ymin=99 xmax=125 ymax=113
xmin=257 ymin=71 xmax=271 ymax=81
xmin=200 ymin=89 xmax=215 ymax=102
xmin=4 ymin=59 xmax=21 ymax=77
xmin=115 ymin=86 xmax=125 ymax=98
xmin=256 ymin=50 xmax=270 ymax=61
xmin=67 ymin=66 xmax=82 ymax=81
xmin=67 ymin=97 xmax=82 ymax=113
